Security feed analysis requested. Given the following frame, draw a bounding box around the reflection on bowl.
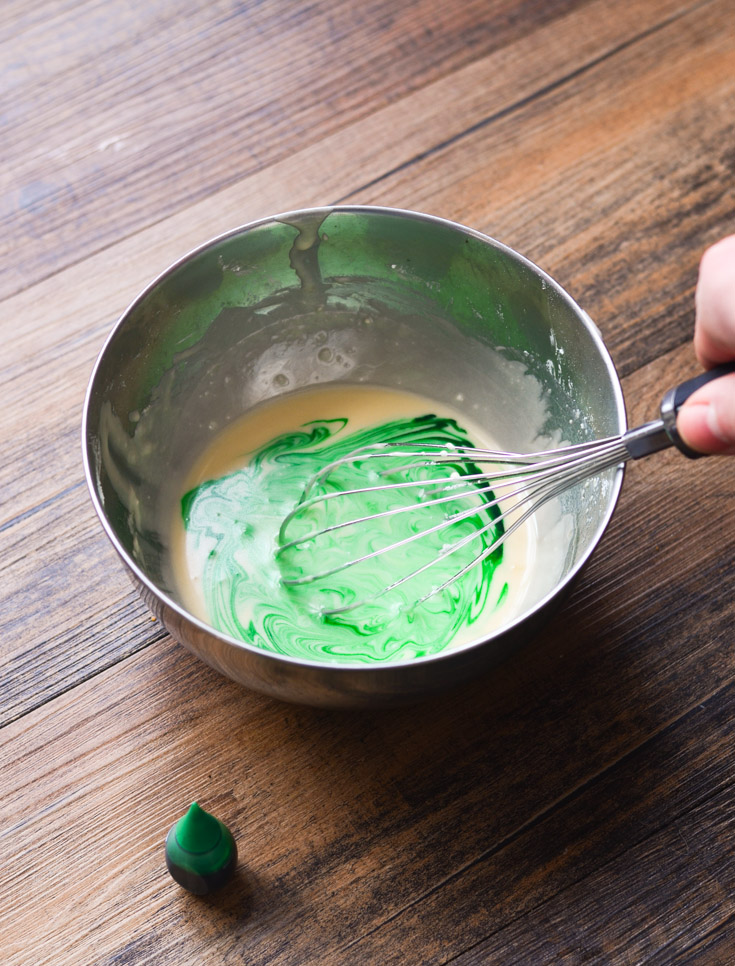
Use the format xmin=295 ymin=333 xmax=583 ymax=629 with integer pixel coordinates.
xmin=82 ymin=206 xmax=625 ymax=707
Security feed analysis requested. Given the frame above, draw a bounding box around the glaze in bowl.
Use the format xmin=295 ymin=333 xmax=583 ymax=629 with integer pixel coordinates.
xmin=82 ymin=206 xmax=626 ymax=707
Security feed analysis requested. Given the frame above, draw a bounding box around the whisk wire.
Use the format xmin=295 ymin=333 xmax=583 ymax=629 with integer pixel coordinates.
xmin=279 ymin=436 xmax=629 ymax=560
xmin=277 ymin=363 xmax=735 ymax=616
xmin=323 ymin=439 xmax=629 ymax=614
xmin=279 ymin=435 xmax=633 ymax=614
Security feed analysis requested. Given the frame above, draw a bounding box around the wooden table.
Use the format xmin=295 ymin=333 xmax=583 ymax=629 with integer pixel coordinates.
xmin=3 ymin=1 xmax=734 ymax=962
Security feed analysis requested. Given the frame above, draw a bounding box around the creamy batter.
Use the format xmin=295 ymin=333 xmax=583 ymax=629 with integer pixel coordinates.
xmin=170 ymin=384 xmax=540 ymax=664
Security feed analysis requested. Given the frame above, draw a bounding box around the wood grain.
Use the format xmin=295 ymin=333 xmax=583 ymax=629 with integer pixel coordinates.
xmin=3 ymin=0 xmax=717 ymax=721
xmin=2 ymin=0 xmax=735 ymax=962
xmin=2 ymin=0 xmax=587 ymax=302
xmin=2 ymin=343 xmax=735 ymax=963
xmin=350 ymin=0 xmax=735 ymax=374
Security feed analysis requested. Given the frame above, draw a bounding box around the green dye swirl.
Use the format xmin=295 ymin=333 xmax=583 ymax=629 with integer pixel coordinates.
xmin=181 ymin=414 xmax=507 ymax=664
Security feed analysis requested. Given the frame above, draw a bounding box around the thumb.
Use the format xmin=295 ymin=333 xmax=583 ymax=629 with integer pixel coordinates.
xmin=676 ymin=372 xmax=735 ymax=455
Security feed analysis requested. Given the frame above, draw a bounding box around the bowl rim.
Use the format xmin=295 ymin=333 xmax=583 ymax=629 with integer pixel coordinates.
xmin=81 ymin=204 xmax=627 ymax=674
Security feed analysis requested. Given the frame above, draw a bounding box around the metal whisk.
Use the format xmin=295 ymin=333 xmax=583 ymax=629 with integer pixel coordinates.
xmin=277 ymin=364 xmax=735 ymax=615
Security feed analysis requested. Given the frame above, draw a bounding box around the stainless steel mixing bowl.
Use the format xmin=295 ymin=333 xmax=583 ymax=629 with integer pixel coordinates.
xmin=82 ymin=206 xmax=626 ymax=707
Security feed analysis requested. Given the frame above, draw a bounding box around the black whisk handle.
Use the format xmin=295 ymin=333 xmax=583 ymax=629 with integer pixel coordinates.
xmin=660 ymin=361 xmax=735 ymax=458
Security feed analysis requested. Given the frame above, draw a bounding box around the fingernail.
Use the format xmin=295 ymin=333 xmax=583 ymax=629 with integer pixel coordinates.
xmin=706 ymin=400 xmax=731 ymax=444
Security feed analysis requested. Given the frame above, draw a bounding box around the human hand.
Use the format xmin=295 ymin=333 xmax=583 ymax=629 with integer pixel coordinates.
xmin=677 ymin=235 xmax=735 ymax=455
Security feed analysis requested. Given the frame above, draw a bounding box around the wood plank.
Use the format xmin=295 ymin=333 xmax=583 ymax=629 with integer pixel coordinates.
xmin=0 ymin=326 xmax=710 ymax=725
xmin=0 ymin=484 xmax=161 ymax=727
xmin=662 ymin=922 xmax=735 ymax=965
xmin=0 ymin=0 xmax=721 ymax=518
xmin=2 ymin=397 xmax=735 ymax=963
xmin=2 ymin=0 xmax=691 ymax=388
xmin=453 ymin=784 xmax=735 ymax=963
xmin=1 ymin=0 xmax=590 ymax=301
xmin=4 ymin=1 xmax=735 ymax=962
xmin=0 ymin=0 xmax=97 ymax=33
xmin=349 ymin=0 xmax=735 ymax=376
xmin=346 ymin=687 xmax=735 ymax=964
xmin=2 ymin=0 xmax=733 ymax=721
xmin=1 ymin=338 xmax=732 ymax=726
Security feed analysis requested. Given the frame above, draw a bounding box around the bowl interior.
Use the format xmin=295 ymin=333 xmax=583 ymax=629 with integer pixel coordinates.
xmin=85 ymin=207 xmax=625 ymax=645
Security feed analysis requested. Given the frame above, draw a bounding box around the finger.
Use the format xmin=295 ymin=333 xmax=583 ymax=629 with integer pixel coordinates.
xmin=694 ymin=235 xmax=735 ymax=370
xmin=676 ymin=372 xmax=735 ymax=455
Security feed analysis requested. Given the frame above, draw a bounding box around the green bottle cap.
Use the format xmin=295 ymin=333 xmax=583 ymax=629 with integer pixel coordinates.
xmin=165 ymin=802 xmax=237 ymax=895
xmin=175 ymin=802 xmax=221 ymax=853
